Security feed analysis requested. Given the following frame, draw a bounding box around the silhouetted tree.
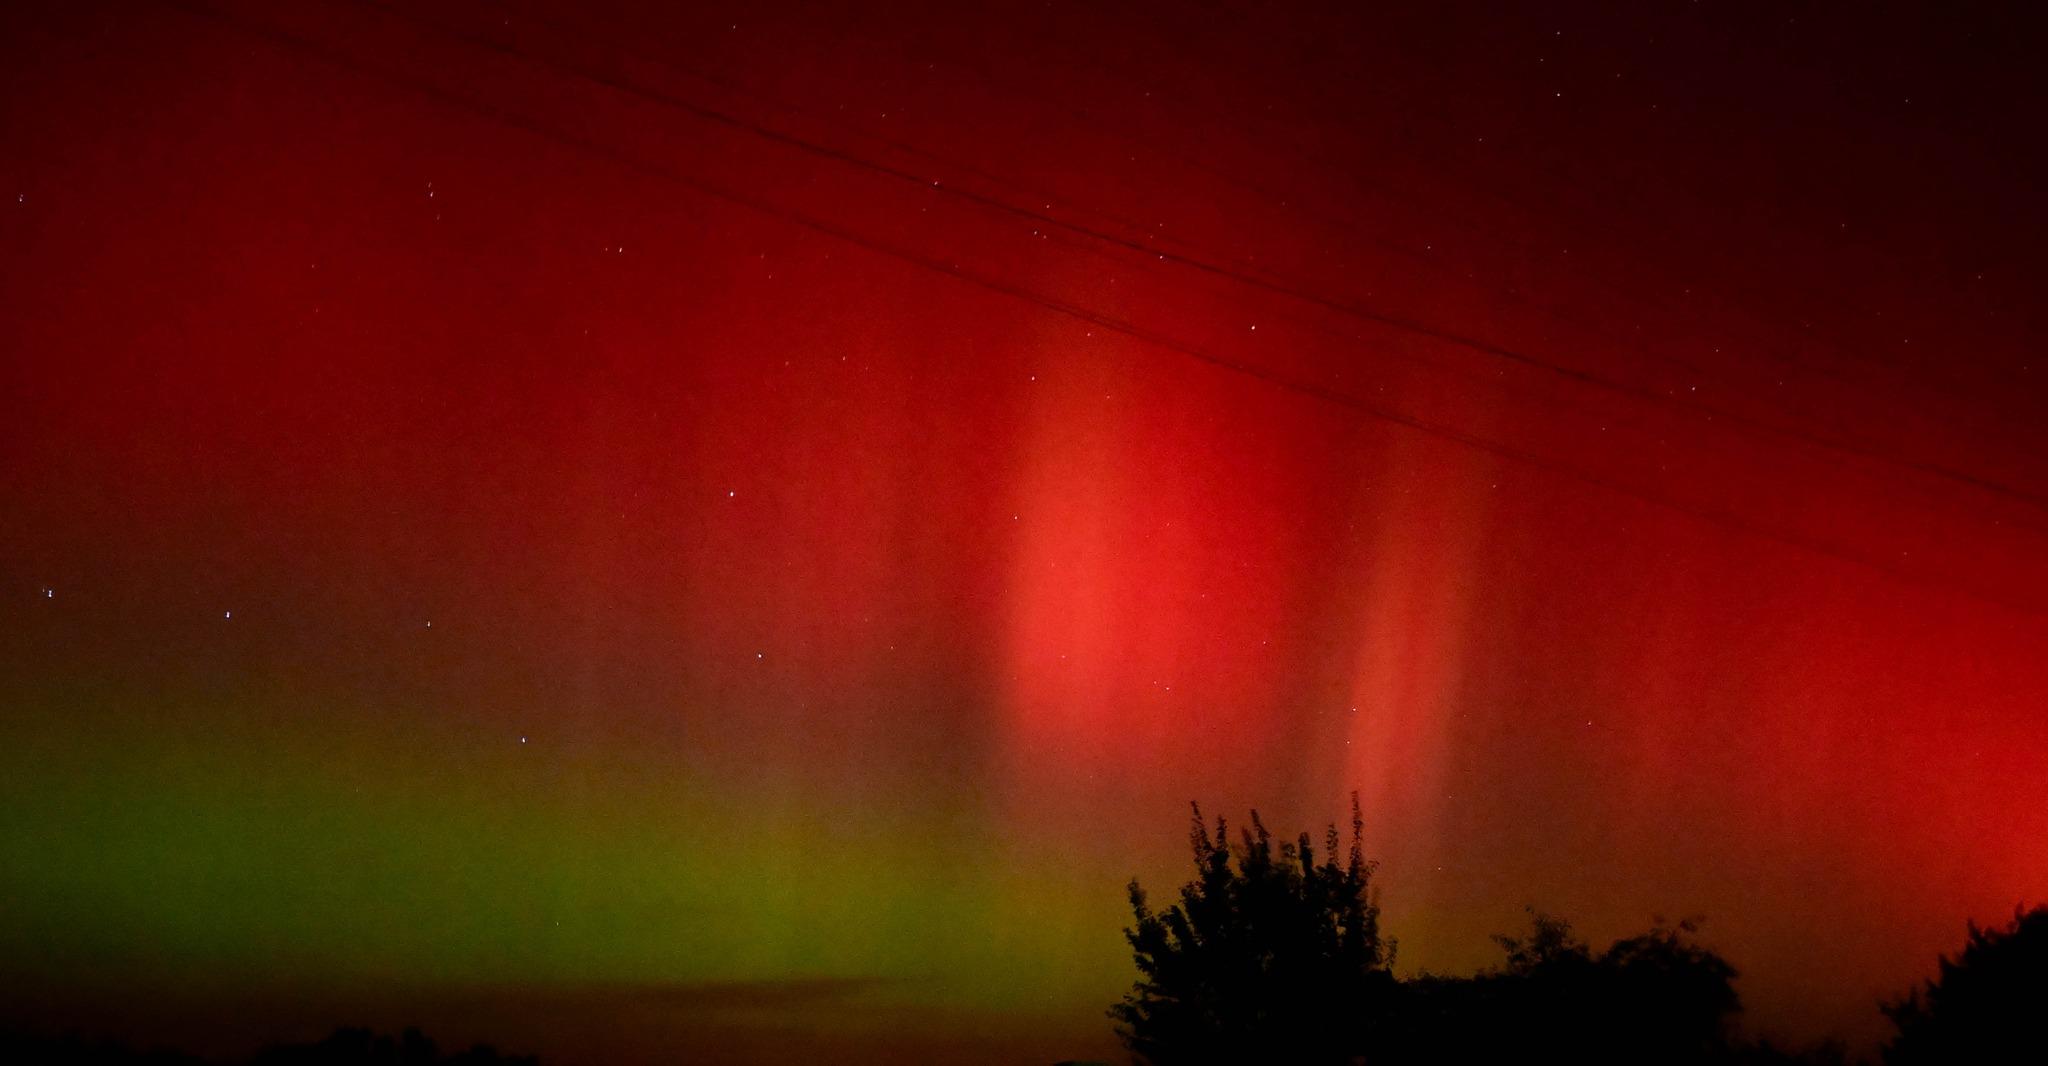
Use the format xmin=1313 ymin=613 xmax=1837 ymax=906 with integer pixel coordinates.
xmin=1111 ymin=798 xmax=1771 ymax=1064
xmin=1882 ymin=903 xmax=2048 ymax=1065
xmin=1110 ymin=794 xmax=1393 ymax=1064
xmin=1600 ymin=917 xmax=1743 ymax=1058
xmin=1378 ymin=910 xmax=1740 ymax=1065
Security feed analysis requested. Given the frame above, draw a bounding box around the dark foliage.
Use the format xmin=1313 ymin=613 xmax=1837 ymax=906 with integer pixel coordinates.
xmin=1378 ymin=910 xmax=1741 ymax=1065
xmin=1110 ymin=794 xmax=1394 ymax=1064
xmin=1882 ymin=904 xmax=2048 ymax=1065
xmin=1113 ymin=800 xmax=1754 ymax=1065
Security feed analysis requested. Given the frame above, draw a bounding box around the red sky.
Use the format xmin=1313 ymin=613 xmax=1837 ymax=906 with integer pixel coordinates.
xmin=4 ymin=1 xmax=2046 ymax=1062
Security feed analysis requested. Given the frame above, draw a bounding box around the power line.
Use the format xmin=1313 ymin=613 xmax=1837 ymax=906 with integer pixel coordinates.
xmin=1113 ymin=0 xmax=2045 ymax=444
xmin=474 ymin=0 xmax=2048 ymax=563
xmin=158 ymin=0 xmax=2048 ymax=619
xmin=389 ymin=0 xmax=2048 ymax=518
xmin=465 ymin=1 xmax=1838 ymax=535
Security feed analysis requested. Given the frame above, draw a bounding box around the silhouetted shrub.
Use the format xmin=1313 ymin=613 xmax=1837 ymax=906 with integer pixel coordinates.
xmin=1882 ymin=904 xmax=2048 ymax=1065
xmin=1112 ymin=799 xmax=1756 ymax=1065
xmin=1110 ymin=795 xmax=1394 ymax=1064
xmin=1375 ymin=910 xmax=1740 ymax=1065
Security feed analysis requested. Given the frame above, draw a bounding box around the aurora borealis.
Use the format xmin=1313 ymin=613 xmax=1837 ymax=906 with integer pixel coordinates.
xmin=4 ymin=1 xmax=2046 ymax=1062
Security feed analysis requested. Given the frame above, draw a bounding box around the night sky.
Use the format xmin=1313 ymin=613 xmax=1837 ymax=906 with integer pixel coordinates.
xmin=4 ymin=1 xmax=2046 ymax=1062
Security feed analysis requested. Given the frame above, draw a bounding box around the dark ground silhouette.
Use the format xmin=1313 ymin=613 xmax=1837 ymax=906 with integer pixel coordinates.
xmin=1113 ymin=797 xmax=2043 ymax=1066
xmin=1375 ymin=910 xmax=1743 ymax=1065
xmin=0 ymin=1027 xmax=535 ymax=1066
xmin=5 ymin=808 xmax=2040 ymax=1065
